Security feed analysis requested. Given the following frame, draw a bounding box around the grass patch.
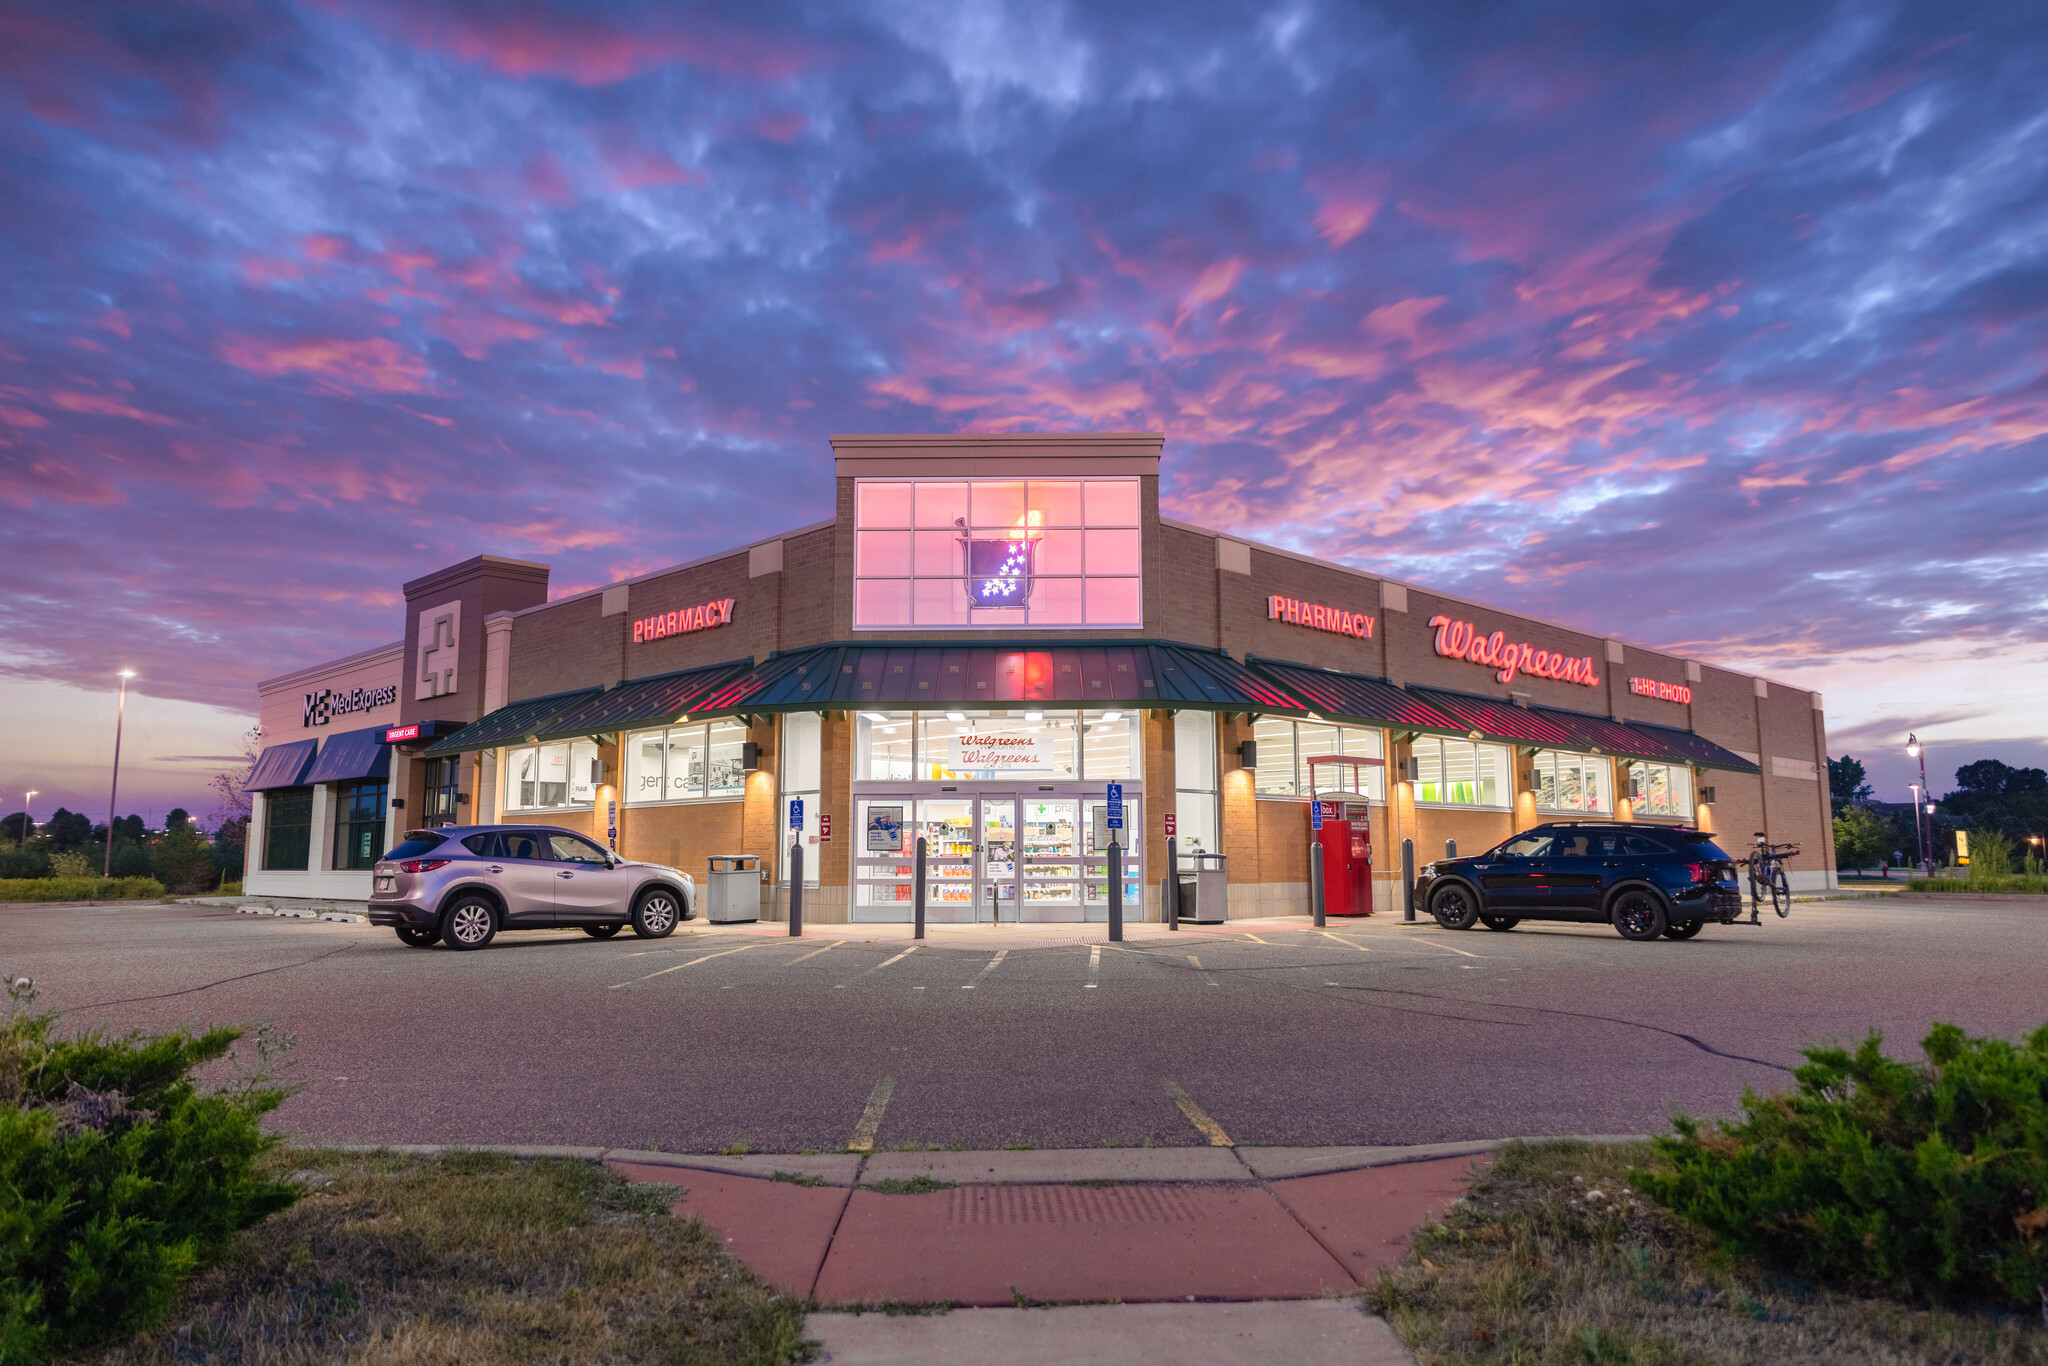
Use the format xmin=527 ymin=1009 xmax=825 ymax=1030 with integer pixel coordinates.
xmin=1369 ymin=1140 xmax=2048 ymax=1365
xmin=863 ymin=1176 xmax=952 ymax=1195
xmin=771 ymin=1171 xmax=826 ymax=1188
xmin=82 ymin=1147 xmax=814 ymax=1366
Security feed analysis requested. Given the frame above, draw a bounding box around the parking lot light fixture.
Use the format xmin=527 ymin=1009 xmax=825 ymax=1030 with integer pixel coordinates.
xmin=1906 ymin=732 xmax=1933 ymax=874
xmin=19 ymin=790 xmax=34 ymax=848
xmin=104 ymin=670 xmax=135 ymax=878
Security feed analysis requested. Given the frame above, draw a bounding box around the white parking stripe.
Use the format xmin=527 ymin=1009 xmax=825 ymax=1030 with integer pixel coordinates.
xmin=608 ymin=944 xmax=757 ymax=988
xmin=1086 ymin=944 xmax=1101 ymax=988
xmin=785 ymin=942 xmax=842 ymax=966
xmin=962 ymin=948 xmax=1008 ymax=988
xmin=836 ymin=944 xmax=921 ymax=988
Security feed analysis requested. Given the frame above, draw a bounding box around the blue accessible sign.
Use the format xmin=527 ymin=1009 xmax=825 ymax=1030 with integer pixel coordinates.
xmin=789 ymin=797 xmax=804 ymax=831
xmin=1106 ymin=782 xmax=1124 ymax=830
xmin=1310 ymin=799 xmax=1324 ymax=831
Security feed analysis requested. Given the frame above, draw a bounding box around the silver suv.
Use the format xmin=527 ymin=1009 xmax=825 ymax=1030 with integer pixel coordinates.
xmin=368 ymin=825 xmax=694 ymax=951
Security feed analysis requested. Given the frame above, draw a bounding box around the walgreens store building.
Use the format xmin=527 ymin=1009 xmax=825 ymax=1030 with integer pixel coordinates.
xmin=243 ymin=433 xmax=1836 ymax=916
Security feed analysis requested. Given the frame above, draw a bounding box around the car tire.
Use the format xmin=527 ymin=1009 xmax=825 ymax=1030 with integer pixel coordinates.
xmin=583 ymin=923 xmax=623 ymax=940
xmin=1479 ymin=915 xmax=1520 ymax=931
xmin=632 ymin=889 xmax=682 ymax=939
xmin=1662 ymin=919 xmax=1705 ymax=940
xmin=396 ymin=925 xmax=440 ymax=948
xmin=440 ymin=896 xmax=498 ymax=951
xmin=1610 ymin=889 xmax=1667 ymax=941
xmin=1429 ymin=883 xmax=1482 ymax=931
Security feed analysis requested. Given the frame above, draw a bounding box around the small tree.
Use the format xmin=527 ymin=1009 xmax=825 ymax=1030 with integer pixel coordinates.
xmin=1827 ymin=755 xmax=1874 ymax=816
xmin=209 ymin=728 xmax=261 ymax=827
xmin=149 ymin=822 xmax=218 ymax=894
xmin=1832 ymin=805 xmax=1888 ymax=874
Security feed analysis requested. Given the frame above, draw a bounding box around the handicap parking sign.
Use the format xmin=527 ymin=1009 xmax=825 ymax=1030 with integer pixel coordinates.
xmin=789 ymin=797 xmax=804 ymax=831
xmin=1106 ymin=782 xmax=1123 ymax=830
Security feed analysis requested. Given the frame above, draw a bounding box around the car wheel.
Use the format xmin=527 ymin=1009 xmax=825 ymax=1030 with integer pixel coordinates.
xmin=396 ymin=925 xmax=440 ymax=948
xmin=1479 ymin=915 xmax=1521 ymax=931
xmin=1429 ymin=883 xmax=1481 ymax=931
xmin=583 ymin=923 xmax=623 ymax=940
xmin=1610 ymin=889 xmax=1667 ymax=941
xmin=632 ymin=889 xmax=682 ymax=939
xmin=440 ymin=896 xmax=498 ymax=951
xmin=1662 ymin=919 xmax=1705 ymax=940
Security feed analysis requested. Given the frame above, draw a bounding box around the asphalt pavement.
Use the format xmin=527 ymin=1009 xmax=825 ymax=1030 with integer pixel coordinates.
xmin=9 ymin=896 xmax=2041 ymax=1152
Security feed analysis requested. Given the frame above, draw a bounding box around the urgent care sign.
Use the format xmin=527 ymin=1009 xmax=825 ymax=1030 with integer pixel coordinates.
xmin=634 ymin=598 xmax=734 ymax=644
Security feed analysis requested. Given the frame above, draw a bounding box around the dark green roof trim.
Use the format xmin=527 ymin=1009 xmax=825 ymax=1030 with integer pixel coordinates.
xmin=531 ymin=659 xmax=756 ymax=742
xmin=419 ymin=687 xmax=603 ymax=757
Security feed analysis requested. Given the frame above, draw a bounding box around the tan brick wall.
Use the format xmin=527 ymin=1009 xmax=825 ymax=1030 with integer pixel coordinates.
xmin=1226 ymin=545 xmax=1386 ymax=674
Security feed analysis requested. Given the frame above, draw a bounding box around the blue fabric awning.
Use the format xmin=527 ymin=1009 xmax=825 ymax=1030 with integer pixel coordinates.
xmin=304 ymin=725 xmax=392 ymax=784
xmin=246 ymin=739 xmax=319 ymax=791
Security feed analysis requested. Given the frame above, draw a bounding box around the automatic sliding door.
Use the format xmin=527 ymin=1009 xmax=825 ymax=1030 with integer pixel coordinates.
xmin=852 ymin=797 xmax=980 ymax=922
xmin=1081 ymin=795 xmax=1142 ymax=923
xmin=1019 ymin=797 xmax=1081 ymax=920
xmin=978 ymin=796 xmax=1017 ymax=923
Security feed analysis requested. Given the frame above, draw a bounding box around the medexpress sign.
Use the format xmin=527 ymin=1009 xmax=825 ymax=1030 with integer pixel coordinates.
xmin=303 ymin=684 xmax=398 ymax=727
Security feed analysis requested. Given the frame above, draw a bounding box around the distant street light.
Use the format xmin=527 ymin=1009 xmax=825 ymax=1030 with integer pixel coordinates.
xmin=104 ymin=670 xmax=135 ymax=878
xmin=1906 ymin=733 xmax=1932 ymax=875
xmin=19 ymin=790 xmax=34 ymax=849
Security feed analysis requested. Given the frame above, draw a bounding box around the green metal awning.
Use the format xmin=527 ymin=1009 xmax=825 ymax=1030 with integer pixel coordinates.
xmin=687 ymin=641 xmax=1309 ymax=715
xmin=419 ymin=688 xmax=603 ymax=757
xmin=1243 ymin=658 xmax=1470 ymax=736
xmin=532 ymin=659 xmax=756 ymax=742
xmin=1625 ymin=722 xmax=1763 ymax=774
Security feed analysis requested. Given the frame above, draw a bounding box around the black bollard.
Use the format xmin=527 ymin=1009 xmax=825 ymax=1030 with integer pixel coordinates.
xmin=913 ymin=835 xmax=926 ymax=940
xmin=789 ymin=841 xmax=803 ymax=937
xmin=1165 ymin=835 xmax=1179 ymax=931
xmin=1401 ymin=837 xmax=1416 ymax=923
xmin=1446 ymin=838 xmax=1457 ymax=860
xmin=1311 ymin=837 xmax=1326 ymax=927
xmin=1108 ymin=838 xmax=1123 ymax=942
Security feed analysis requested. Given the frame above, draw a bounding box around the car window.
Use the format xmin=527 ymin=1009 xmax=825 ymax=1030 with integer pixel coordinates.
xmin=461 ymin=833 xmax=495 ymax=855
xmin=1551 ymin=833 xmax=1596 ymax=857
xmin=498 ymin=831 xmax=551 ymax=861
xmin=387 ymin=834 xmax=447 ymax=860
xmin=549 ymin=833 xmax=609 ymax=865
xmin=1624 ymin=834 xmax=1671 ymax=856
xmin=1493 ymin=833 xmax=1553 ymax=859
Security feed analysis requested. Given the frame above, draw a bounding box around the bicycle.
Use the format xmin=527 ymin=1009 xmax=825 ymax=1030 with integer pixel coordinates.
xmin=1744 ymin=832 xmax=1798 ymax=921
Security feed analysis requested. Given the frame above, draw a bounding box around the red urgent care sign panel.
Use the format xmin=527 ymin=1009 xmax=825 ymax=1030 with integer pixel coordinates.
xmin=1629 ymin=677 xmax=1693 ymax=704
xmin=1269 ymin=595 xmax=1374 ymax=640
xmin=383 ymin=723 xmax=422 ymax=742
xmin=634 ymin=598 xmax=734 ymax=644
xmin=1428 ymin=615 xmax=1600 ymax=687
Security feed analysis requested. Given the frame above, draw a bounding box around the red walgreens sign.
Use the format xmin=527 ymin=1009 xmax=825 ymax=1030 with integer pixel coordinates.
xmin=1428 ymin=615 xmax=1600 ymax=687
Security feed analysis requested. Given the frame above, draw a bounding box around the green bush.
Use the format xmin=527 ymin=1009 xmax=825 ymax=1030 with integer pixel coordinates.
xmin=0 ymin=877 xmax=164 ymax=904
xmin=0 ymin=847 xmax=51 ymax=880
xmin=1637 ymin=1022 xmax=2048 ymax=1308
xmin=1909 ymin=874 xmax=2048 ymax=894
xmin=0 ymin=977 xmax=299 ymax=1362
xmin=147 ymin=824 xmax=217 ymax=894
xmin=45 ymin=851 xmax=92 ymax=880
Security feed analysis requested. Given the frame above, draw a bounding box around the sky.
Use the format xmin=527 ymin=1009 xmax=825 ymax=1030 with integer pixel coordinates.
xmin=3 ymin=0 xmax=2045 ymax=825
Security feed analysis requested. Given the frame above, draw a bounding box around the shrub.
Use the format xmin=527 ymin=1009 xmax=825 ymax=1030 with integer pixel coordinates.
xmin=0 ymin=847 xmax=51 ymax=880
xmin=46 ymin=851 xmax=92 ymax=879
xmin=216 ymin=880 xmax=242 ymax=898
xmin=0 ymin=877 xmax=164 ymax=904
xmin=0 ymin=977 xmax=299 ymax=1362
xmin=147 ymin=824 xmax=217 ymax=894
xmin=1969 ymin=830 xmax=2015 ymax=881
xmin=1637 ymin=1022 xmax=2048 ymax=1308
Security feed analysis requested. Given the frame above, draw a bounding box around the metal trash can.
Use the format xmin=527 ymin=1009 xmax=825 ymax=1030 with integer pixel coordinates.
xmin=1176 ymin=852 xmax=1228 ymax=924
xmin=705 ymin=855 xmax=762 ymax=924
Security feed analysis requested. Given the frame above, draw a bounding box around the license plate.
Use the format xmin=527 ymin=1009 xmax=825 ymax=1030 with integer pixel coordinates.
xmin=375 ymin=876 xmax=394 ymax=892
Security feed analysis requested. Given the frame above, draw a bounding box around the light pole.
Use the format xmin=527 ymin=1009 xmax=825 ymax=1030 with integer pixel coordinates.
xmin=19 ymin=790 xmax=34 ymax=849
xmin=104 ymin=670 xmax=135 ymax=877
xmin=1906 ymin=733 xmax=1931 ymax=875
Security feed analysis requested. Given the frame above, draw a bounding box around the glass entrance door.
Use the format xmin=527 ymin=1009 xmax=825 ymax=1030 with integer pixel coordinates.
xmin=851 ymin=792 xmax=1132 ymax=923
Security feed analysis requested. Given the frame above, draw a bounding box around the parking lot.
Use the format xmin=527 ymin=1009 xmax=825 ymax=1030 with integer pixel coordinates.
xmin=11 ymin=896 xmax=2043 ymax=1153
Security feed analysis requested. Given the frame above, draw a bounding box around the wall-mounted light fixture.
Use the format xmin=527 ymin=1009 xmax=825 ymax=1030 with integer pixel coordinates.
xmin=741 ymin=742 xmax=762 ymax=771
xmin=1237 ymin=739 xmax=1257 ymax=768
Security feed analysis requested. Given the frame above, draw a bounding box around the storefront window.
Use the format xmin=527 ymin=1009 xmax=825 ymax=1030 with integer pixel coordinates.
xmin=625 ymin=721 xmax=748 ymax=803
xmin=506 ymin=740 xmax=599 ymax=811
xmin=1532 ymin=751 xmax=1611 ymax=814
xmin=1253 ymin=720 xmax=1385 ymax=800
xmin=852 ymin=478 xmax=1142 ymax=628
xmin=853 ymin=710 xmax=1136 ymax=781
xmin=423 ymin=757 xmax=461 ymax=826
xmin=780 ymin=712 xmax=822 ymax=887
xmin=1412 ymin=737 xmax=1507 ymax=808
xmin=1173 ymin=711 xmax=1219 ymax=860
xmin=332 ymin=779 xmax=388 ymax=870
xmin=1629 ymin=762 xmax=1695 ymax=819
xmin=262 ymin=787 xmax=312 ymax=870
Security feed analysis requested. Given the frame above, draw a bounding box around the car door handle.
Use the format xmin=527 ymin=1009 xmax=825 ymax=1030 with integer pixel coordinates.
xmin=557 ymin=870 xmax=574 ymax=878
xmin=487 ymin=865 xmax=503 ymax=873
xmin=1603 ymin=860 xmax=1620 ymax=867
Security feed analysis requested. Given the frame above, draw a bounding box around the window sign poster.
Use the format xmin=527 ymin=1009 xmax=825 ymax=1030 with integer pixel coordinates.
xmin=866 ymin=805 xmax=904 ymax=852
xmin=948 ymin=733 xmax=1054 ymax=772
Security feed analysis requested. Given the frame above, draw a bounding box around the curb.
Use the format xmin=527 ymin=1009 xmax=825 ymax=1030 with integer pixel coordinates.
xmin=299 ymin=1134 xmax=1654 ymax=1187
xmin=236 ymin=905 xmax=368 ymax=923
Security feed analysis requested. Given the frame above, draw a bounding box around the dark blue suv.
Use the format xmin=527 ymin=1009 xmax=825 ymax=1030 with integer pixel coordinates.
xmin=1414 ymin=822 xmax=1743 ymax=941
